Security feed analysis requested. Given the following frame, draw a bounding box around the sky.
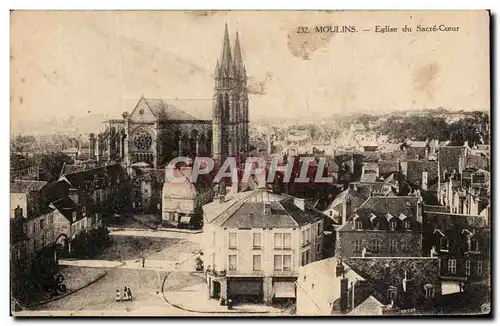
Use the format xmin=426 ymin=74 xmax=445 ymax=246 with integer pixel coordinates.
xmin=10 ymin=10 xmax=490 ymax=133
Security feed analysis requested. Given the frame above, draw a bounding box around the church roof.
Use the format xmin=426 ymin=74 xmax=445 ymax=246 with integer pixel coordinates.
xmin=133 ymin=97 xmax=212 ymax=121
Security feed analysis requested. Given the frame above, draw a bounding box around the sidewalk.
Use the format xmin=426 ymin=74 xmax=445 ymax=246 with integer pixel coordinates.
xmin=58 ymin=257 xmax=196 ymax=272
xmin=59 ymin=259 xmax=124 ymax=268
xmin=27 ymin=266 xmax=107 ymax=308
xmin=108 ymin=226 xmax=202 ymax=234
xmin=162 ymin=271 xmax=287 ymax=315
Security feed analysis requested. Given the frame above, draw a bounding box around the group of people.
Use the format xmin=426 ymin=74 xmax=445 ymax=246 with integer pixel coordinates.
xmin=116 ymin=286 xmax=133 ymax=302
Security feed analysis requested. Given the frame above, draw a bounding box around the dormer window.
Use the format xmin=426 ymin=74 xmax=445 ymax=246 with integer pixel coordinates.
xmin=390 ymin=219 xmax=397 ymax=230
xmin=387 ymin=286 xmax=398 ymax=303
xmin=424 ymin=284 xmax=435 ymax=299
xmin=72 ymin=211 xmax=77 ymax=222
xmin=470 ymin=239 xmax=479 ymax=252
xmin=369 ymin=213 xmax=377 ymax=228
xmin=353 ymin=214 xmax=362 ymax=229
xmin=439 ymin=237 xmax=449 ymax=252
xmin=404 ymin=220 xmax=411 ymax=229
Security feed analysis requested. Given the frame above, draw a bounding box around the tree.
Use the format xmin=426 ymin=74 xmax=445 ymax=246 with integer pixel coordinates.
xmin=39 ymin=152 xmax=74 ymax=183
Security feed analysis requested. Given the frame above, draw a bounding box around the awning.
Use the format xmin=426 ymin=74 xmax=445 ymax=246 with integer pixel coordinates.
xmin=179 ymin=216 xmax=192 ymax=224
xmin=273 ymin=282 xmax=296 ymax=298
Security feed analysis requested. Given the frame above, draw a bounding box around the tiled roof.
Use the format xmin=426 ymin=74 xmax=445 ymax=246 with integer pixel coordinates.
xmin=403 ymin=159 xmax=439 ymax=187
xmin=10 ymin=180 xmax=48 ymax=193
xmin=355 ymin=182 xmax=395 ymax=197
xmin=61 ymin=163 xmax=87 ymax=176
xmin=465 ymin=155 xmax=489 ymax=170
xmin=423 ymin=205 xmax=448 ymax=213
xmin=41 ymin=180 xmax=72 ymax=204
xmin=439 ymin=146 xmax=465 ymax=173
xmin=338 ymin=196 xmax=421 ymax=232
xmin=423 ymin=211 xmax=489 ymax=230
xmin=49 ymin=196 xmax=83 ymax=223
xmin=141 ymin=98 xmax=212 ymax=121
xmin=205 ymin=188 xmax=322 ymax=228
xmin=328 ymin=188 xmax=367 ymax=212
xmin=378 ymin=160 xmax=399 ymax=175
xmin=363 ymin=152 xmax=381 ymax=163
xmin=221 ymin=201 xmax=299 ymax=228
xmin=344 ymin=257 xmax=440 ymax=306
xmin=61 ymin=163 xmax=124 ymax=189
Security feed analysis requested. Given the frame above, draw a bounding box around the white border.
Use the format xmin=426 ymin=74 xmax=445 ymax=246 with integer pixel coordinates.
xmin=2 ymin=1 xmax=498 ymax=326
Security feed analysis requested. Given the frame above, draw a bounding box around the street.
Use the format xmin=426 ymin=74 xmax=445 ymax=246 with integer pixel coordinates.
xmin=25 ymin=227 xmax=204 ymax=316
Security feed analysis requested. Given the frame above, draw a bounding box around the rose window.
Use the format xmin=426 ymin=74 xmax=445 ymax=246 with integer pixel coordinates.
xmin=134 ymin=131 xmax=152 ymax=151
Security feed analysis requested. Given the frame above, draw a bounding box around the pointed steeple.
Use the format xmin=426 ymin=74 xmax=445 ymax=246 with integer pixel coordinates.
xmin=220 ymin=23 xmax=232 ymax=73
xmin=233 ymin=31 xmax=243 ymax=73
xmin=214 ymin=59 xmax=220 ymax=79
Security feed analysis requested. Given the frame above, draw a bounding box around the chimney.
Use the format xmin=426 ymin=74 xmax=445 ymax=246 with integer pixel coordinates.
xmin=89 ymin=133 xmax=96 ymax=160
xmin=96 ymin=133 xmax=103 ymax=163
xmin=417 ymin=196 xmax=423 ymax=223
xmin=264 ymin=203 xmax=271 ymax=215
xmin=336 ymin=261 xmax=345 ymax=277
xmin=342 ymin=197 xmax=352 ymax=225
xmin=340 ymin=278 xmax=349 ymax=314
xmin=14 ymin=205 xmax=23 ymax=219
xmin=294 ymin=197 xmax=305 ymax=211
xmin=422 ymin=171 xmax=428 ymax=191
xmin=218 ymin=183 xmax=226 ymax=203
xmin=69 ymin=188 xmax=79 ymax=204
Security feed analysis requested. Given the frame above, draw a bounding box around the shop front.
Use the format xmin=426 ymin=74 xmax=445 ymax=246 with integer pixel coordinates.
xmin=227 ymin=277 xmax=264 ymax=304
xmin=272 ymin=277 xmax=297 ymax=303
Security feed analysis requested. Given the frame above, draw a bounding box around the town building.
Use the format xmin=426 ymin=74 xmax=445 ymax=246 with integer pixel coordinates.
xmin=54 ymin=163 xmax=126 ymax=226
xmin=423 ymin=210 xmax=490 ymax=285
xmin=335 ymin=196 xmax=424 ymax=258
xmin=297 ymin=257 xmax=441 ymax=315
xmin=203 ymin=188 xmax=324 ymax=304
xmin=133 ymin=168 xmax=165 ymax=213
xmin=320 ymin=187 xmax=366 ymax=225
xmin=162 ymin=165 xmax=214 ymax=228
xmin=49 ymin=196 xmax=88 ymax=254
xmin=10 ymin=202 xmax=56 ymax=303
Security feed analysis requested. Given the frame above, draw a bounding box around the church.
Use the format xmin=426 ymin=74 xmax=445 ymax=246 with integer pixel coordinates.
xmin=88 ymin=24 xmax=250 ymax=172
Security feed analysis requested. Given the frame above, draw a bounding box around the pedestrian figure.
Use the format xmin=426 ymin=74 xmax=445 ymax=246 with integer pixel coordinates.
xmin=142 ymin=257 xmax=145 ymax=268
xmin=127 ymin=287 xmax=132 ymax=301
xmin=115 ymin=289 xmax=122 ymax=302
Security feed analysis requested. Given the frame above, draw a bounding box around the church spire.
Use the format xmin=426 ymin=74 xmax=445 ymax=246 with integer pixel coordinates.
xmin=233 ymin=31 xmax=243 ymax=74
xmin=219 ymin=23 xmax=232 ymax=74
xmin=214 ymin=59 xmax=220 ymax=78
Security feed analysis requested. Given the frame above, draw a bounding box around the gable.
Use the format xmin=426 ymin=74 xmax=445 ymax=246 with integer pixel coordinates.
xmin=129 ymin=97 xmax=158 ymax=123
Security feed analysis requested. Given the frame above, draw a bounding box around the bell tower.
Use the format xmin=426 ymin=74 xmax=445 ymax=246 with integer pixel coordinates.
xmin=212 ymin=24 xmax=249 ymax=166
